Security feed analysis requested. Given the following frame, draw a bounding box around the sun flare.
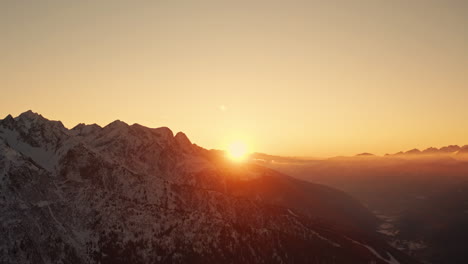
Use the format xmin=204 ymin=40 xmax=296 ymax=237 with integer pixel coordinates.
xmin=227 ymin=141 xmax=248 ymax=161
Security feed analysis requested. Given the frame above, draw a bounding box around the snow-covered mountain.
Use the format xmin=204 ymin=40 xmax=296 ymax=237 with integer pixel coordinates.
xmin=0 ymin=111 xmax=418 ymax=264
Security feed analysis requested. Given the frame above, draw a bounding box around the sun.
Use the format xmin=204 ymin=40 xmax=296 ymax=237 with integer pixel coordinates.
xmin=227 ymin=141 xmax=248 ymax=161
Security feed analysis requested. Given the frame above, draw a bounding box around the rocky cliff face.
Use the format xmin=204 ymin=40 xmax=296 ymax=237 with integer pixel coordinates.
xmin=0 ymin=111 xmax=417 ymax=264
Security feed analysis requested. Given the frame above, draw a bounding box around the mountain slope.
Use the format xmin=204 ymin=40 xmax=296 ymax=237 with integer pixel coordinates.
xmin=0 ymin=111 xmax=417 ymax=264
xmin=224 ymin=165 xmax=378 ymax=232
xmin=251 ymin=152 xmax=468 ymax=263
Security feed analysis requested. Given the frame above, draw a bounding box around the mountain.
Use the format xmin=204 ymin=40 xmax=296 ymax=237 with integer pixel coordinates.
xmin=440 ymin=145 xmax=461 ymax=153
xmin=421 ymin=147 xmax=438 ymax=154
xmin=251 ymin=152 xmax=468 ymax=264
xmin=456 ymin=145 xmax=468 ymax=158
xmin=0 ymin=111 xmax=418 ymax=264
xmin=356 ymin=153 xmax=376 ymax=157
xmin=388 ymin=145 xmax=468 ymax=160
xmin=225 ymin=165 xmax=378 ymax=232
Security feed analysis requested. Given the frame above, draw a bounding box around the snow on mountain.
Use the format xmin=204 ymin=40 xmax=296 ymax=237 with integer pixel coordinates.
xmin=0 ymin=111 xmax=419 ymax=264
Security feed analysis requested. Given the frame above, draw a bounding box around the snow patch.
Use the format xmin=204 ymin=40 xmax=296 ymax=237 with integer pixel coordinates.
xmin=287 ymin=209 xmax=299 ymax=217
xmin=348 ymin=237 xmax=400 ymax=264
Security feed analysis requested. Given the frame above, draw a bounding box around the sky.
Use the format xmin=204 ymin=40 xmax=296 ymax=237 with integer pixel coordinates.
xmin=1 ymin=0 xmax=467 ymax=157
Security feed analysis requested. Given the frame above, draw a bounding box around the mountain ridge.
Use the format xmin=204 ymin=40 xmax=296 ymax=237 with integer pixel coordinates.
xmin=0 ymin=110 xmax=418 ymax=264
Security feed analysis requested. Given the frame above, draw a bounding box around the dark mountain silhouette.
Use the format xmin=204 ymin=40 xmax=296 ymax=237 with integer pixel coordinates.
xmin=388 ymin=145 xmax=468 ymax=160
xmin=440 ymin=145 xmax=461 ymax=153
xmin=404 ymin=149 xmax=421 ymax=155
xmin=0 ymin=111 xmax=418 ymax=264
xmin=356 ymin=153 xmax=376 ymax=157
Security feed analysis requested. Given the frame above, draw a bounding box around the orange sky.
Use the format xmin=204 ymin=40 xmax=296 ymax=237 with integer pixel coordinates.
xmin=1 ymin=1 xmax=468 ymax=157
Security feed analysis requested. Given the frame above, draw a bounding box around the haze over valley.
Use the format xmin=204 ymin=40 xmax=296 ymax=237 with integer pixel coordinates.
xmin=2 ymin=1 xmax=468 ymax=263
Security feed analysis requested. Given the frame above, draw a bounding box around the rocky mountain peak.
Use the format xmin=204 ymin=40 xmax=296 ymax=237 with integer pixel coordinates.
xmin=0 ymin=114 xmax=15 ymax=129
xmin=12 ymin=110 xmax=66 ymax=133
xmin=174 ymin=131 xmax=193 ymax=153
xmin=17 ymin=109 xmax=40 ymax=119
xmin=0 ymin=111 xmax=420 ymax=264
xmin=104 ymin=119 xmax=128 ymax=130
xmin=152 ymin=126 xmax=173 ymax=139
xmin=71 ymin=123 xmax=102 ymax=136
xmin=175 ymin=131 xmax=191 ymax=145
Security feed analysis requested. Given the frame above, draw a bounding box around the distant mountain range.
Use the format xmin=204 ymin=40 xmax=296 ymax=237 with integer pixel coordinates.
xmin=252 ymin=144 xmax=468 ymax=162
xmin=361 ymin=145 xmax=468 ymax=158
xmin=387 ymin=145 xmax=468 ymax=158
xmin=0 ymin=111 xmax=419 ymax=264
xmin=358 ymin=145 xmax=468 ymax=159
xmin=251 ymin=148 xmax=468 ymax=264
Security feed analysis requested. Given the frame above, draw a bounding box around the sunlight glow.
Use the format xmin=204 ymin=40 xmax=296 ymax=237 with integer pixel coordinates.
xmin=227 ymin=141 xmax=248 ymax=161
